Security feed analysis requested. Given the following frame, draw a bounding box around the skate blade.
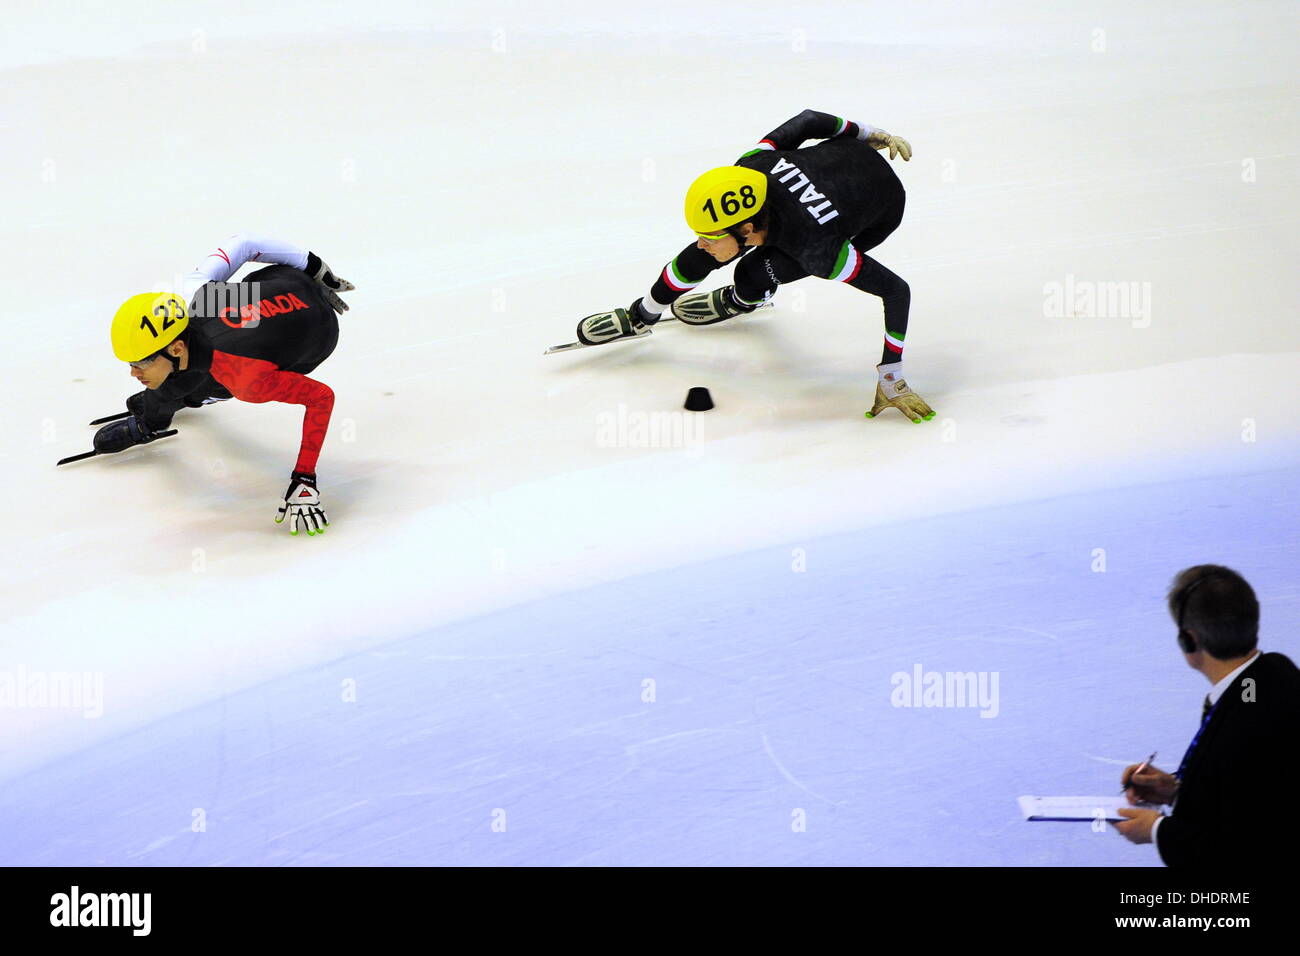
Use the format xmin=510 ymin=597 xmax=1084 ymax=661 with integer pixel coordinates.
xmin=544 ymin=330 xmax=653 ymax=356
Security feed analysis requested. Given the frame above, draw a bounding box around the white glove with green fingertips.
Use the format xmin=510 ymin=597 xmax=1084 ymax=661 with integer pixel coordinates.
xmin=275 ymin=471 xmax=329 ymax=536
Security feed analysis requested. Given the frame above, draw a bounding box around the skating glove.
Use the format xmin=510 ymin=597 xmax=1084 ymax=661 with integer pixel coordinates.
xmin=865 ymin=129 xmax=912 ymax=161
xmin=92 ymin=415 xmax=165 ymax=454
xmin=866 ymin=363 xmax=935 ymax=422
xmin=305 ymin=252 xmax=355 ymax=314
xmin=275 ymin=471 xmax=329 ymax=536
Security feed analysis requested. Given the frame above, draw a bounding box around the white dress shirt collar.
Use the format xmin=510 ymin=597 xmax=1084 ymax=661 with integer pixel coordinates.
xmin=1207 ymin=650 xmax=1261 ymax=707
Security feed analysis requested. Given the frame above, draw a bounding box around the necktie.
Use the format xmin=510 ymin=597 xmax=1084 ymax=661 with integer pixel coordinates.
xmin=1178 ymin=695 xmax=1219 ymax=780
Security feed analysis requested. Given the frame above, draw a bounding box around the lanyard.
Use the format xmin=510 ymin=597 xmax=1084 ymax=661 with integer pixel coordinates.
xmin=1174 ymin=697 xmax=1221 ymax=780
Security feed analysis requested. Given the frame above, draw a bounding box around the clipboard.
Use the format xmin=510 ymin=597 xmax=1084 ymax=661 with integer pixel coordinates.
xmin=1018 ymin=795 xmax=1133 ymax=822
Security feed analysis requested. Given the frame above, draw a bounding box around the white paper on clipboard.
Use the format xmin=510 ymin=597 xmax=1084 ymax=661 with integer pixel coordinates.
xmin=1018 ymin=795 xmax=1133 ymax=822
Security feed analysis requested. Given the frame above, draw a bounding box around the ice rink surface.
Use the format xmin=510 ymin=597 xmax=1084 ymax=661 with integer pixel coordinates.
xmin=1 ymin=1 xmax=1297 ymax=865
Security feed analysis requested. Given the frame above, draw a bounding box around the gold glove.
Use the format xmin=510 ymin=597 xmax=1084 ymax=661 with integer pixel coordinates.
xmin=866 ymin=130 xmax=912 ymax=161
xmin=866 ymin=366 xmax=935 ymax=422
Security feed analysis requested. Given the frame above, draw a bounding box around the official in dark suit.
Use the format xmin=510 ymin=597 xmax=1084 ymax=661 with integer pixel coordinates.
xmin=1114 ymin=564 xmax=1300 ymax=866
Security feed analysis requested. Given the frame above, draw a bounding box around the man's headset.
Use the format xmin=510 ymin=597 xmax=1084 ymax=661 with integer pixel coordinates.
xmin=1176 ymin=570 xmax=1230 ymax=654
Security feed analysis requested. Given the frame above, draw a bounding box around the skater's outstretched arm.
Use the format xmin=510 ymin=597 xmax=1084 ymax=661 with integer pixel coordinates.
xmin=180 ymin=233 xmax=309 ymax=301
xmin=208 ymin=351 xmax=335 ymax=475
xmin=740 ymin=109 xmax=911 ymax=161
xmin=740 ymin=109 xmax=873 ymax=154
xmin=178 ymin=234 xmax=354 ymax=312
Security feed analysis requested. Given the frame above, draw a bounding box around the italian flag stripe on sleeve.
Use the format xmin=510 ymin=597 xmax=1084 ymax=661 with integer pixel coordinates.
xmin=739 ymin=139 xmax=777 ymax=159
xmin=833 ymin=117 xmax=849 ymax=135
xmin=662 ymin=256 xmax=706 ymax=292
xmin=828 ymin=242 xmax=863 ymax=282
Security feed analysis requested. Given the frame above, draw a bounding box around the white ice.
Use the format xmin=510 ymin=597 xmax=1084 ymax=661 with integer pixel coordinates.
xmin=1 ymin=0 xmax=1297 ymax=866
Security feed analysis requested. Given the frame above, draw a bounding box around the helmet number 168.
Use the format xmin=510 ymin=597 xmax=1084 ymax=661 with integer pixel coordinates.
xmin=701 ymin=185 xmax=759 ymax=222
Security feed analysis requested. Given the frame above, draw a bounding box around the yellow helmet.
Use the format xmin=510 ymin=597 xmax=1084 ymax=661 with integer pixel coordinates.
xmin=110 ymin=292 xmax=189 ymax=362
xmin=684 ymin=165 xmax=768 ymax=237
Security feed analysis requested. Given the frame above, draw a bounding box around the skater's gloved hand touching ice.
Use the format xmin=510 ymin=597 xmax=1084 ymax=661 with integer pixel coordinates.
xmin=1121 ymin=763 xmax=1179 ymax=805
xmin=275 ymin=471 xmax=329 ymax=536
xmin=865 ymin=129 xmax=912 ymax=161
xmin=92 ymin=415 xmax=165 ymax=454
xmin=866 ymin=363 xmax=936 ymax=423
xmin=304 ymin=252 xmax=355 ymax=314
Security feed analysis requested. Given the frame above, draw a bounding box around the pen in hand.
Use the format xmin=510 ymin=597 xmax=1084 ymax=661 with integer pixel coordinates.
xmin=1121 ymin=751 xmax=1157 ymax=794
